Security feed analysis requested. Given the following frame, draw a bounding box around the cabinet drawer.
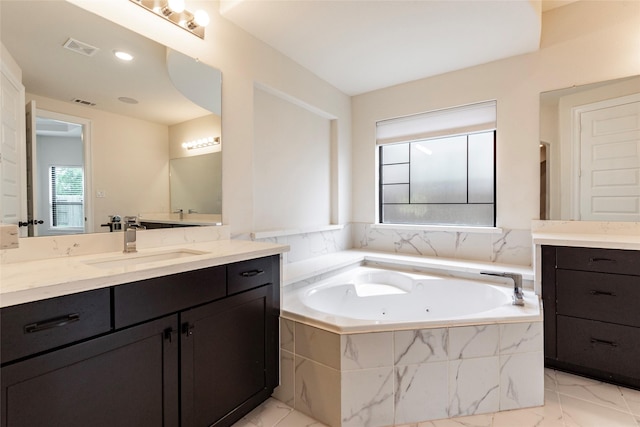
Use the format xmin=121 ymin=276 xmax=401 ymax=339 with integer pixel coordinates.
xmin=556 ymin=270 xmax=640 ymax=327
xmin=557 ymin=316 xmax=640 ymax=379
xmin=114 ymin=266 xmax=225 ymax=328
xmin=556 ymin=246 xmax=640 ymax=275
xmin=1 ymin=289 xmax=111 ymax=364
xmin=227 ymin=256 xmax=275 ymax=295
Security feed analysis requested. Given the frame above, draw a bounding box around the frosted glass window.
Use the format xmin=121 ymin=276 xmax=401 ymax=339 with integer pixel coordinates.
xmin=378 ymin=130 xmax=495 ymax=227
xmin=410 ymin=136 xmax=467 ymax=203
xmin=468 ymin=132 xmax=494 ymax=203
xmin=381 ymin=143 xmax=409 ymax=164
xmin=382 ymin=184 xmax=409 ymax=204
xmin=381 ymin=164 xmax=409 ymax=184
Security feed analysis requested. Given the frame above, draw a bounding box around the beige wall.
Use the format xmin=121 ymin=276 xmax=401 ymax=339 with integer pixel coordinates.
xmin=70 ymin=0 xmax=352 ymax=235
xmin=351 ymin=1 xmax=640 ymax=230
xmin=27 ymin=93 xmax=170 ymax=232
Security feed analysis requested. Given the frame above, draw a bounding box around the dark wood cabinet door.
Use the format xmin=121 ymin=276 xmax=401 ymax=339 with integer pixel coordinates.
xmin=181 ymin=284 xmax=277 ymax=427
xmin=1 ymin=315 xmax=179 ymax=427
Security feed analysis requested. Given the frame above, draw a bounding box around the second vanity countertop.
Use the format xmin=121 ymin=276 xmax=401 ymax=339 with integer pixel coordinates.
xmin=0 ymin=239 xmax=288 ymax=308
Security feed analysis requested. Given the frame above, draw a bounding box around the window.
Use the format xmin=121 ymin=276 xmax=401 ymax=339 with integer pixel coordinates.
xmin=49 ymin=166 xmax=84 ymax=228
xmin=377 ymin=101 xmax=496 ymax=227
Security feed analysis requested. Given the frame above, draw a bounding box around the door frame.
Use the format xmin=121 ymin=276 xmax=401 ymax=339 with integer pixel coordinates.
xmin=0 ymin=60 xmax=27 ymax=236
xmin=570 ymin=93 xmax=640 ymax=220
xmin=33 ymin=108 xmax=93 ymax=235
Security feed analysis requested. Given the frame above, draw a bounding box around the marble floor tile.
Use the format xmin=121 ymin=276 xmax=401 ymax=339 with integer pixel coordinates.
xmin=233 ymin=370 xmax=640 ymax=427
xmin=544 ymin=368 xmax=558 ymax=391
xmin=560 ymin=394 xmax=638 ymax=427
xmin=555 ymin=370 xmax=629 ymax=413
xmin=621 ymin=386 xmax=640 ymax=416
xmin=237 ymin=398 xmax=293 ymax=427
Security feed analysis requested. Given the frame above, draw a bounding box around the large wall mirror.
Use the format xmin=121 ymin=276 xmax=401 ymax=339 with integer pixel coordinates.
xmin=540 ymin=75 xmax=639 ymax=222
xmin=0 ymin=1 xmax=222 ymax=237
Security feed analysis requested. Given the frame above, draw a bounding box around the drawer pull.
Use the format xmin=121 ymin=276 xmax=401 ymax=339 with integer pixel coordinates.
xmin=240 ymin=269 xmax=265 ymax=278
xmin=589 ymin=290 xmax=616 ymax=297
xmin=590 ymin=338 xmax=618 ymax=348
xmin=24 ymin=313 xmax=80 ymax=334
xmin=589 ymin=257 xmax=617 ymax=263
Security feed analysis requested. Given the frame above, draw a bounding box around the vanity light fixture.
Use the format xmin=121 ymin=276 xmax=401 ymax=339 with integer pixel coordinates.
xmin=182 ymin=136 xmax=220 ymax=150
xmin=130 ymin=0 xmax=210 ymax=39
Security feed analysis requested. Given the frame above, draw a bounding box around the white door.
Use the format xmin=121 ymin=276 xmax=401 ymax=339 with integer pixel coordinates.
xmin=0 ymin=64 xmax=26 ymax=235
xmin=579 ymin=97 xmax=640 ymax=221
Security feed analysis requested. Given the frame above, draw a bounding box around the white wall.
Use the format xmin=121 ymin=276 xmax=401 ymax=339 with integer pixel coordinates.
xmin=69 ymin=0 xmax=352 ymax=236
xmin=252 ymin=87 xmax=332 ymax=231
xmin=351 ymin=1 xmax=640 ymax=231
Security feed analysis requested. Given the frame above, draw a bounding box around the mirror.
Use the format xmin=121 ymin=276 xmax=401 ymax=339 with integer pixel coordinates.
xmin=540 ymin=75 xmax=640 ymax=221
xmin=0 ymin=0 xmax=222 ymax=236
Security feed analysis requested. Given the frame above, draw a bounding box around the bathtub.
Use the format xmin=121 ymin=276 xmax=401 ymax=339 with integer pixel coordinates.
xmin=277 ymin=264 xmax=544 ymax=426
xmin=283 ymin=265 xmax=541 ymax=333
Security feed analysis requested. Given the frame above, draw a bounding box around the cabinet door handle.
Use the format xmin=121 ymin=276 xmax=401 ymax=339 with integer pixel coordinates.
xmin=589 ymin=257 xmax=616 ymax=263
xmin=164 ymin=327 xmax=175 ymax=343
xmin=182 ymin=322 xmax=194 ymax=338
xmin=589 ymin=290 xmax=616 ymax=297
xmin=241 ymin=269 xmax=265 ymax=278
xmin=590 ymin=338 xmax=618 ymax=348
xmin=24 ymin=313 xmax=80 ymax=334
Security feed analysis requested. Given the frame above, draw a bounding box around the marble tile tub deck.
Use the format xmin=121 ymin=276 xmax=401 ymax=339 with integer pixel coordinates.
xmin=232 ymin=369 xmax=640 ymax=427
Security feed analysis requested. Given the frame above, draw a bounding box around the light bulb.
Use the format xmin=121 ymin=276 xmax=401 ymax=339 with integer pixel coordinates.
xmin=167 ymin=0 xmax=185 ymax=13
xmin=193 ymin=10 xmax=210 ymax=27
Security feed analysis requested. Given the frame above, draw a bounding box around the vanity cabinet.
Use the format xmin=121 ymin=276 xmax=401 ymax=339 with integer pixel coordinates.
xmin=1 ymin=315 xmax=179 ymax=427
xmin=0 ymin=254 xmax=280 ymax=427
xmin=542 ymin=245 xmax=640 ymax=389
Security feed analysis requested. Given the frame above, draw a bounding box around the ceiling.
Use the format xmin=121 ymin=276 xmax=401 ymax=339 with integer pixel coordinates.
xmin=220 ymin=0 xmax=577 ymax=96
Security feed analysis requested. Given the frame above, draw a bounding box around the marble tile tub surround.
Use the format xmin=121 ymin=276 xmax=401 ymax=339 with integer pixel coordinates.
xmin=235 ymin=369 xmax=640 ymax=427
xmin=0 ymin=225 xmax=231 ymax=264
xmin=274 ymin=318 xmax=544 ymax=427
xmin=246 ymin=223 xmax=533 ymax=267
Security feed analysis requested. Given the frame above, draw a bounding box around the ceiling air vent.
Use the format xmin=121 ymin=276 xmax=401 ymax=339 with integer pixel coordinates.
xmin=63 ymin=38 xmax=100 ymax=57
xmin=71 ymin=98 xmax=97 ymax=107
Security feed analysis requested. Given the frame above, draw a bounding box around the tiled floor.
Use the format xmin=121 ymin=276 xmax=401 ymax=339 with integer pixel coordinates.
xmin=232 ymin=369 xmax=640 ymax=427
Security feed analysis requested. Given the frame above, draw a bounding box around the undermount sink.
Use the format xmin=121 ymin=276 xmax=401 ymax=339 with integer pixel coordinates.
xmin=85 ymin=249 xmax=209 ymax=269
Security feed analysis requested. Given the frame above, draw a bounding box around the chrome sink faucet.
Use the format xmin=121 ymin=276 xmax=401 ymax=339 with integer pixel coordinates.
xmin=174 ymin=209 xmax=183 ymax=220
xmin=480 ymin=271 xmax=525 ymax=306
xmin=123 ymin=216 xmax=145 ymax=253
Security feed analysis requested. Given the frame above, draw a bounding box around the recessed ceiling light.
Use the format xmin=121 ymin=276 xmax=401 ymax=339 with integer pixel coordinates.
xmin=114 ymin=50 xmax=134 ymax=61
xmin=118 ymin=97 xmax=139 ymax=104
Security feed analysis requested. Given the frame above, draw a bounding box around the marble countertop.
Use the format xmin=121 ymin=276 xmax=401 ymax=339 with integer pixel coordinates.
xmin=531 ymin=220 xmax=640 ymax=251
xmin=0 ymin=239 xmax=288 ymax=308
xmin=531 ymin=232 xmax=640 ymax=250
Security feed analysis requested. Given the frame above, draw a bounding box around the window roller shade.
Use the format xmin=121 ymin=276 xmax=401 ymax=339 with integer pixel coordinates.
xmin=376 ymin=100 xmax=496 ymax=145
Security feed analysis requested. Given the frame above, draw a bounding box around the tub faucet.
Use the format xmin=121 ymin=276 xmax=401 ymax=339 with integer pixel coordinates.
xmin=480 ymin=272 xmax=525 ymax=306
xmin=174 ymin=209 xmax=183 ymax=220
xmin=123 ymin=216 xmax=145 ymax=253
